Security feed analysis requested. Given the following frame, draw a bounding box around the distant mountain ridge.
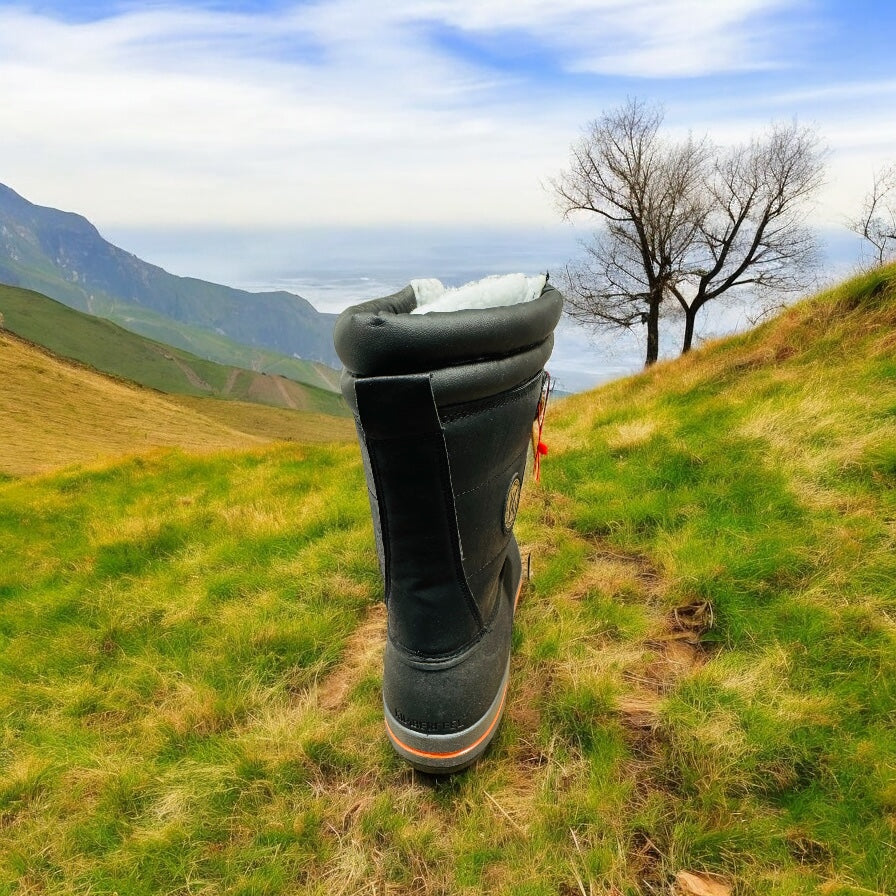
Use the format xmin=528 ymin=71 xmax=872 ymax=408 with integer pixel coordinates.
xmin=0 ymin=182 xmax=340 ymax=367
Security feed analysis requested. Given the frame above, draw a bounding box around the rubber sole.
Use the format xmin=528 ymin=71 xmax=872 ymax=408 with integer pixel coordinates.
xmin=383 ymin=576 xmax=523 ymax=775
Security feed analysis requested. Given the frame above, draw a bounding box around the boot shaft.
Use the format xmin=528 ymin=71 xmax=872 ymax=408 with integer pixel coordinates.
xmin=336 ymin=282 xmax=563 ymax=657
xmin=349 ymin=368 xmax=544 ymax=657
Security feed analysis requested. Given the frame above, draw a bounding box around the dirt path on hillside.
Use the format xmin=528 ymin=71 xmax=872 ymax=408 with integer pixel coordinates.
xmin=152 ymin=347 xmax=213 ymax=392
xmin=318 ymin=603 xmax=386 ymax=711
xmin=172 ymin=357 xmax=212 ymax=391
xmin=313 ymin=364 xmax=342 ymax=392
xmin=224 ymin=368 xmax=241 ymax=396
xmin=274 ymin=376 xmax=299 ymax=410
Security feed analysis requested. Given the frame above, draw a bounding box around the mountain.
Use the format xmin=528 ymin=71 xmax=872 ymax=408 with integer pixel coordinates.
xmin=1 ymin=265 xmax=894 ymax=893
xmin=0 ymin=283 xmax=347 ymax=416
xmin=0 ymin=182 xmax=340 ymax=367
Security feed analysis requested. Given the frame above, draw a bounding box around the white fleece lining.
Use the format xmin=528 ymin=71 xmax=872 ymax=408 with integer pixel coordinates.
xmin=410 ymin=273 xmax=546 ymax=314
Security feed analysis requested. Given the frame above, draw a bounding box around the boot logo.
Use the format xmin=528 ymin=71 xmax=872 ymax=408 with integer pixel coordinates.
xmin=503 ymin=475 xmax=522 ymax=532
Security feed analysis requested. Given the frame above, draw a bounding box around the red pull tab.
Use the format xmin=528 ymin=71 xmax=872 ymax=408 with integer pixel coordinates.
xmin=533 ymin=372 xmax=553 ymax=482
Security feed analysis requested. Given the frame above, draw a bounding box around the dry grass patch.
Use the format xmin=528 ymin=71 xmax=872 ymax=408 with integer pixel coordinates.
xmin=0 ymin=333 xmax=264 ymax=475
xmin=0 ymin=332 xmax=351 ymax=477
xmin=171 ymin=395 xmax=354 ymax=444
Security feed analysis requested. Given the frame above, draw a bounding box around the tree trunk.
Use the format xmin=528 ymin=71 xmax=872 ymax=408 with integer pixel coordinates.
xmin=645 ymin=298 xmax=661 ymax=366
xmin=682 ymin=306 xmax=697 ymax=354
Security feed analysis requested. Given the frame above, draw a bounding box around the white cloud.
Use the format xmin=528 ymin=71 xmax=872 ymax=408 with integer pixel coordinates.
xmin=0 ymin=3 xmax=576 ymax=227
xmin=768 ymin=79 xmax=896 ymax=105
xmin=400 ymin=0 xmax=803 ymax=76
xmin=0 ymin=0 xmax=888 ymax=239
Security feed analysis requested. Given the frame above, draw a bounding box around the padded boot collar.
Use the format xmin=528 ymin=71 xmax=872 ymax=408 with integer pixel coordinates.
xmin=334 ymin=284 xmax=563 ymax=378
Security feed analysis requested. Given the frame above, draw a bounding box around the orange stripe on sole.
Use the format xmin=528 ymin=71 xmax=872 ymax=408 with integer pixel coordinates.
xmin=385 ymin=678 xmax=509 ymax=762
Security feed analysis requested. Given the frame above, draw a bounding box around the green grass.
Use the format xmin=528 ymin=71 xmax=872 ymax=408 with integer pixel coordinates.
xmin=1 ymin=266 xmax=895 ymax=894
xmin=103 ymin=299 xmax=344 ymax=396
xmin=0 ymin=446 xmax=380 ymax=893
xmin=0 ymin=283 xmax=346 ymax=414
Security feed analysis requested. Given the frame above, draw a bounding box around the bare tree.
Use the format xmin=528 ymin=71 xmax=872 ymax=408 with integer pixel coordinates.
xmin=850 ymin=163 xmax=896 ymax=266
xmin=551 ymin=99 xmax=825 ymax=366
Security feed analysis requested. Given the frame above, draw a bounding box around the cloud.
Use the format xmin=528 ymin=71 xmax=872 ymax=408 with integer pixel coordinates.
xmin=408 ymin=0 xmax=805 ymax=77
xmin=0 ymin=2 xmax=574 ymax=227
xmin=0 ymin=0 xmax=886 ymax=236
xmin=768 ymin=79 xmax=896 ymax=105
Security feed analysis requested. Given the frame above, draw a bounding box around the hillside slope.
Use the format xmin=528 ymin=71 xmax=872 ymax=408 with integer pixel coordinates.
xmin=1 ymin=266 xmax=894 ymax=895
xmin=0 ymin=332 xmax=353 ymax=476
xmin=0 ymin=182 xmax=339 ymax=367
xmin=0 ymin=283 xmax=347 ymax=415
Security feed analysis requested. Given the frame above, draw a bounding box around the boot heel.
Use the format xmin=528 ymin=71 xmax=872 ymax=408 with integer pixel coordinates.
xmin=384 ymin=657 xmax=511 ymax=774
xmin=382 ymin=548 xmax=522 ymax=774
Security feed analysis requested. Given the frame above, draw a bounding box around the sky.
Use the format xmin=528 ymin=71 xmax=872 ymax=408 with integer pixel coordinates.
xmin=1 ymin=0 xmax=895 ymax=386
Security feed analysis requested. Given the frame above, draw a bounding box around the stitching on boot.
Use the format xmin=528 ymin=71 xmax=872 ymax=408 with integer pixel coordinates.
xmin=363 ymin=430 xmax=393 ymax=608
xmin=434 ymin=432 xmax=484 ymax=629
xmin=466 ymin=543 xmax=507 ymax=580
xmin=454 ymin=446 xmax=529 ymax=498
xmin=471 ymin=538 xmax=514 ymax=578
xmin=439 ymin=370 xmax=543 ymax=422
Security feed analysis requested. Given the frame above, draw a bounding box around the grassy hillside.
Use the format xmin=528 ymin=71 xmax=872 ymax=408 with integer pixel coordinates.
xmin=1 ymin=266 xmax=894 ymax=894
xmin=0 ymin=182 xmax=340 ymax=367
xmin=0 ymin=265 xmax=342 ymax=385
xmin=168 ymin=395 xmax=355 ymax=446
xmin=0 ymin=332 xmax=353 ymax=476
xmin=100 ymin=298 xmax=343 ymax=394
xmin=0 ymin=284 xmax=347 ymax=416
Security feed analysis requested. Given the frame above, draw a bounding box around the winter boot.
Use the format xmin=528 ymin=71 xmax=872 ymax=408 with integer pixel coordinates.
xmin=333 ymin=275 xmax=563 ymax=773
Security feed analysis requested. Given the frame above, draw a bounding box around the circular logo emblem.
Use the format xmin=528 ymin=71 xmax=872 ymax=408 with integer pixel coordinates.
xmin=503 ymin=475 xmax=522 ymax=532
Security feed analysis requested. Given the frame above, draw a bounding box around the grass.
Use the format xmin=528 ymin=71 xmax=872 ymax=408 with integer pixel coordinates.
xmin=0 ymin=332 xmax=353 ymax=476
xmin=1 ymin=265 xmax=895 ymax=894
xmin=168 ymin=396 xmax=355 ymax=445
xmin=0 ymin=283 xmax=348 ymax=415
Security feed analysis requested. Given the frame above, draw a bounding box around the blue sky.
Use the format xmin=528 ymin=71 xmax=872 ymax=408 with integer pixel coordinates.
xmin=1 ymin=1 xmax=895 ymax=257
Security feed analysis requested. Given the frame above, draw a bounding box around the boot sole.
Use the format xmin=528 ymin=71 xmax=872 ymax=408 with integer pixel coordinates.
xmin=383 ymin=577 xmax=523 ymax=775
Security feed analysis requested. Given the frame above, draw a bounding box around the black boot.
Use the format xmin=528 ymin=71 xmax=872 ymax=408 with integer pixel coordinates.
xmin=334 ymin=280 xmax=562 ymax=773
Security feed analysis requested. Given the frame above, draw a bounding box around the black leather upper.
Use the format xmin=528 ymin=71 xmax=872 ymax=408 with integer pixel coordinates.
xmin=354 ymin=374 xmax=483 ymax=655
